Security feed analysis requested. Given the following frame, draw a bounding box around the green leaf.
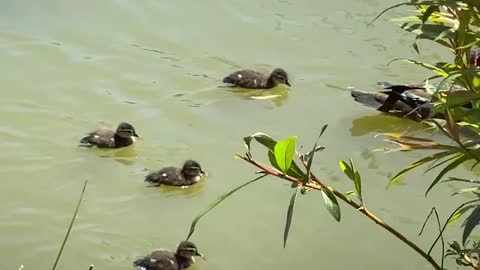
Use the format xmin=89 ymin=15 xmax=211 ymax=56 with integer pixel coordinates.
xmin=399 ymin=23 xmax=455 ymax=41
xmin=186 ymin=174 xmax=267 ymax=240
xmin=305 ymin=125 xmax=328 ymax=181
xmin=369 ymin=2 xmax=412 ymax=25
xmin=321 ymin=188 xmax=341 ymax=222
xmin=463 ymin=204 xmax=480 ymax=245
xmin=425 ymin=154 xmax=469 ymax=196
xmin=389 ymin=151 xmax=455 ymax=186
xmin=245 ymin=132 xmax=306 ymax=179
xmin=344 ymin=190 xmax=356 ymax=196
xmin=284 ymin=186 xmax=300 ymax=248
xmin=353 ymin=169 xmax=362 ymax=201
xmin=448 ymin=205 xmax=475 ymax=226
xmin=339 ymin=159 xmax=362 ymax=201
xmin=243 ymin=132 xmax=276 ymax=152
xmin=274 ymin=136 xmax=297 ymax=173
xmin=453 ymin=187 xmax=480 ymax=196
xmin=422 ymin=5 xmax=437 ymax=23
xmin=339 ymin=160 xmax=355 ymax=181
xmin=388 ymin=58 xmax=449 ymax=77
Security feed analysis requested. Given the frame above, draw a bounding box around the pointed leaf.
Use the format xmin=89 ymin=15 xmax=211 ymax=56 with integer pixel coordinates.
xmin=321 ymin=188 xmax=341 ymax=222
xmin=462 ymin=204 xmax=480 ymax=245
xmin=453 ymin=187 xmax=480 ymax=196
xmin=344 ymin=190 xmax=357 ymax=196
xmin=244 ymin=132 xmax=305 ymax=178
xmin=305 ymin=125 xmax=328 ymax=180
xmin=284 ymin=186 xmax=300 ymax=248
xmin=274 ymin=136 xmax=297 ymax=173
xmin=187 ymin=174 xmax=266 ymax=240
xmin=389 ymin=151 xmax=455 ymax=186
xmin=353 ymin=170 xmax=362 ymax=201
xmin=422 ymin=5 xmax=437 ymax=23
xmin=425 ymin=154 xmax=469 ymax=196
xmin=268 ymin=151 xmax=306 ymax=179
xmin=339 ymin=160 xmax=355 ymax=181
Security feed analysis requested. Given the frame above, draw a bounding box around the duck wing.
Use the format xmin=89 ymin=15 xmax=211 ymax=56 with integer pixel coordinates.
xmin=223 ymin=70 xmax=267 ymax=88
xmin=145 ymin=167 xmax=182 ymax=186
xmin=351 ymin=89 xmax=420 ymax=112
xmin=133 ymin=250 xmax=178 ymax=270
xmin=79 ymin=129 xmax=115 ymax=148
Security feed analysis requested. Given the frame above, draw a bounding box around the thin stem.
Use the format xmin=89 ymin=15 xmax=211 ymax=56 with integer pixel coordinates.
xmin=51 ymin=180 xmax=88 ymax=270
xmin=237 ymin=154 xmax=442 ymax=270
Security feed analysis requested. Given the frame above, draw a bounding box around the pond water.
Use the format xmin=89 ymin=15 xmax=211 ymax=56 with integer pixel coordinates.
xmin=0 ymin=1 xmax=475 ymax=269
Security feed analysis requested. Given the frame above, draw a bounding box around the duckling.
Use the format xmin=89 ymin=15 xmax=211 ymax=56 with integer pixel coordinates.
xmin=223 ymin=68 xmax=291 ymax=89
xmin=145 ymin=160 xmax=205 ymax=186
xmin=133 ymin=241 xmax=204 ymax=270
xmin=79 ymin=122 xmax=139 ymax=148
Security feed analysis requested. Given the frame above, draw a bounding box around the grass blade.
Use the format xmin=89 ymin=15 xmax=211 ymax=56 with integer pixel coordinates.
xmin=448 ymin=205 xmax=476 ymax=226
xmin=284 ymin=186 xmax=300 ymax=248
xmin=187 ymin=174 xmax=267 ymax=240
xmin=52 ymin=179 xmax=88 ymax=270
xmin=389 ymin=151 xmax=454 ymax=186
xmin=425 ymin=154 xmax=468 ymax=196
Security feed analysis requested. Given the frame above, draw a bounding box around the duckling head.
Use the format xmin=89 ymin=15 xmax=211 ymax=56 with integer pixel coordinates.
xmin=176 ymin=241 xmax=204 ymax=259
xmin=116 ymin=122 xmax=140 ymax=139
xmin=271 ymin=68 xmax=291 ymax=87
xmin=181 ymin=160 xmax=205 ymax=178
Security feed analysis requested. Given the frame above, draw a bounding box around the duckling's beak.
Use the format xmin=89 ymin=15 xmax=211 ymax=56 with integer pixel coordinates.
xmin=196 ymin=251 xmax=206 ymax=260
xmin=286 ymin=81 xmax=291 ymax=87
xmin=200 ymin=170 xmax=206 ymax=175
xmin=134 ymin=133 xmax=142 ymax=140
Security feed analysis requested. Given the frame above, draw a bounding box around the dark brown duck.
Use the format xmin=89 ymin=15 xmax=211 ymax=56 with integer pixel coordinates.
xmin=145 ymin=160 xmax=205 ymax=187
xmin=223 ymin=68 xmax=291 ymax=89
xmin=79 ymin=122 xmax=139 ymax=148
xmin=133 ymin=241 xmax=204 ymax=270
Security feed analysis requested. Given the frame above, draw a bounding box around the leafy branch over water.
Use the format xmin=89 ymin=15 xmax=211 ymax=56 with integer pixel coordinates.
xmin=187 ymin=127 xmax=443 ymax=270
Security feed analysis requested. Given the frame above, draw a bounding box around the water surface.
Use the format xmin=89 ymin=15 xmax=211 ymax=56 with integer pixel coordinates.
xmin=0 ymin=1 xmax=472 ymax=269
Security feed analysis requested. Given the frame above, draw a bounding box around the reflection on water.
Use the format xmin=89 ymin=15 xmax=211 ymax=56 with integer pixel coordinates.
xmin=145 ymin=180 xmax=207 ymax=198
xmin=350 ymin=114 xmax=428 ymax=136
xmin=229 ymin=87 xmax=289 ymax=107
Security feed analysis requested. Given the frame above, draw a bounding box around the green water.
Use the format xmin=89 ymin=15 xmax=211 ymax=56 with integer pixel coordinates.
xmin=0 ymin=1 xmax=475 ymax=269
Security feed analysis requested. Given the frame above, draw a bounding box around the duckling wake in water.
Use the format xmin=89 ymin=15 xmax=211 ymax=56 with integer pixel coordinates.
xmin=145 ymin=160 xmax=205 ymax=187
xmin=134 ymin=241 xmax=204 ymax=270
xmin=223 ymin=68 xmax=291 ymax=89
xmin=79 ymin=122 xmax=140 ymax=148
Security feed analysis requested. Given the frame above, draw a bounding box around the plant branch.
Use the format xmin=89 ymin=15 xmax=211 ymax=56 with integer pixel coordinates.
xmin=236 ymin=153 xmax=442 ymax=270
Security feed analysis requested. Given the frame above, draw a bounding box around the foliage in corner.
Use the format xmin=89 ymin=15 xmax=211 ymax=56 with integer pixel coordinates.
xmin=373 ymin=1 xmax=480 ymax=268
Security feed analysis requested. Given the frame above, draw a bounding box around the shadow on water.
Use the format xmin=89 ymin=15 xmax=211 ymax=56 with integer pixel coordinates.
xmin=350 ymin=114 xmax=428 ymax=137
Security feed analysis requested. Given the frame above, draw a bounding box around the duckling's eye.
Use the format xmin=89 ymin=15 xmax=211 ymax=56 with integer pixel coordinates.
xmin=119 ymin=129 xmax=134 ymax=135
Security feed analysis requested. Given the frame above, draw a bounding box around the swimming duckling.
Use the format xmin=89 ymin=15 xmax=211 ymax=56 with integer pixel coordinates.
xmin=223 ymin=68 xmax=291 ymax=89
xmin=145 ymin=160 xmax=205 ymax=186
xmin=133 ymin=241 xmax=204 ymax=270
xmin=79 ymin=122 xmax=139 ymax=148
